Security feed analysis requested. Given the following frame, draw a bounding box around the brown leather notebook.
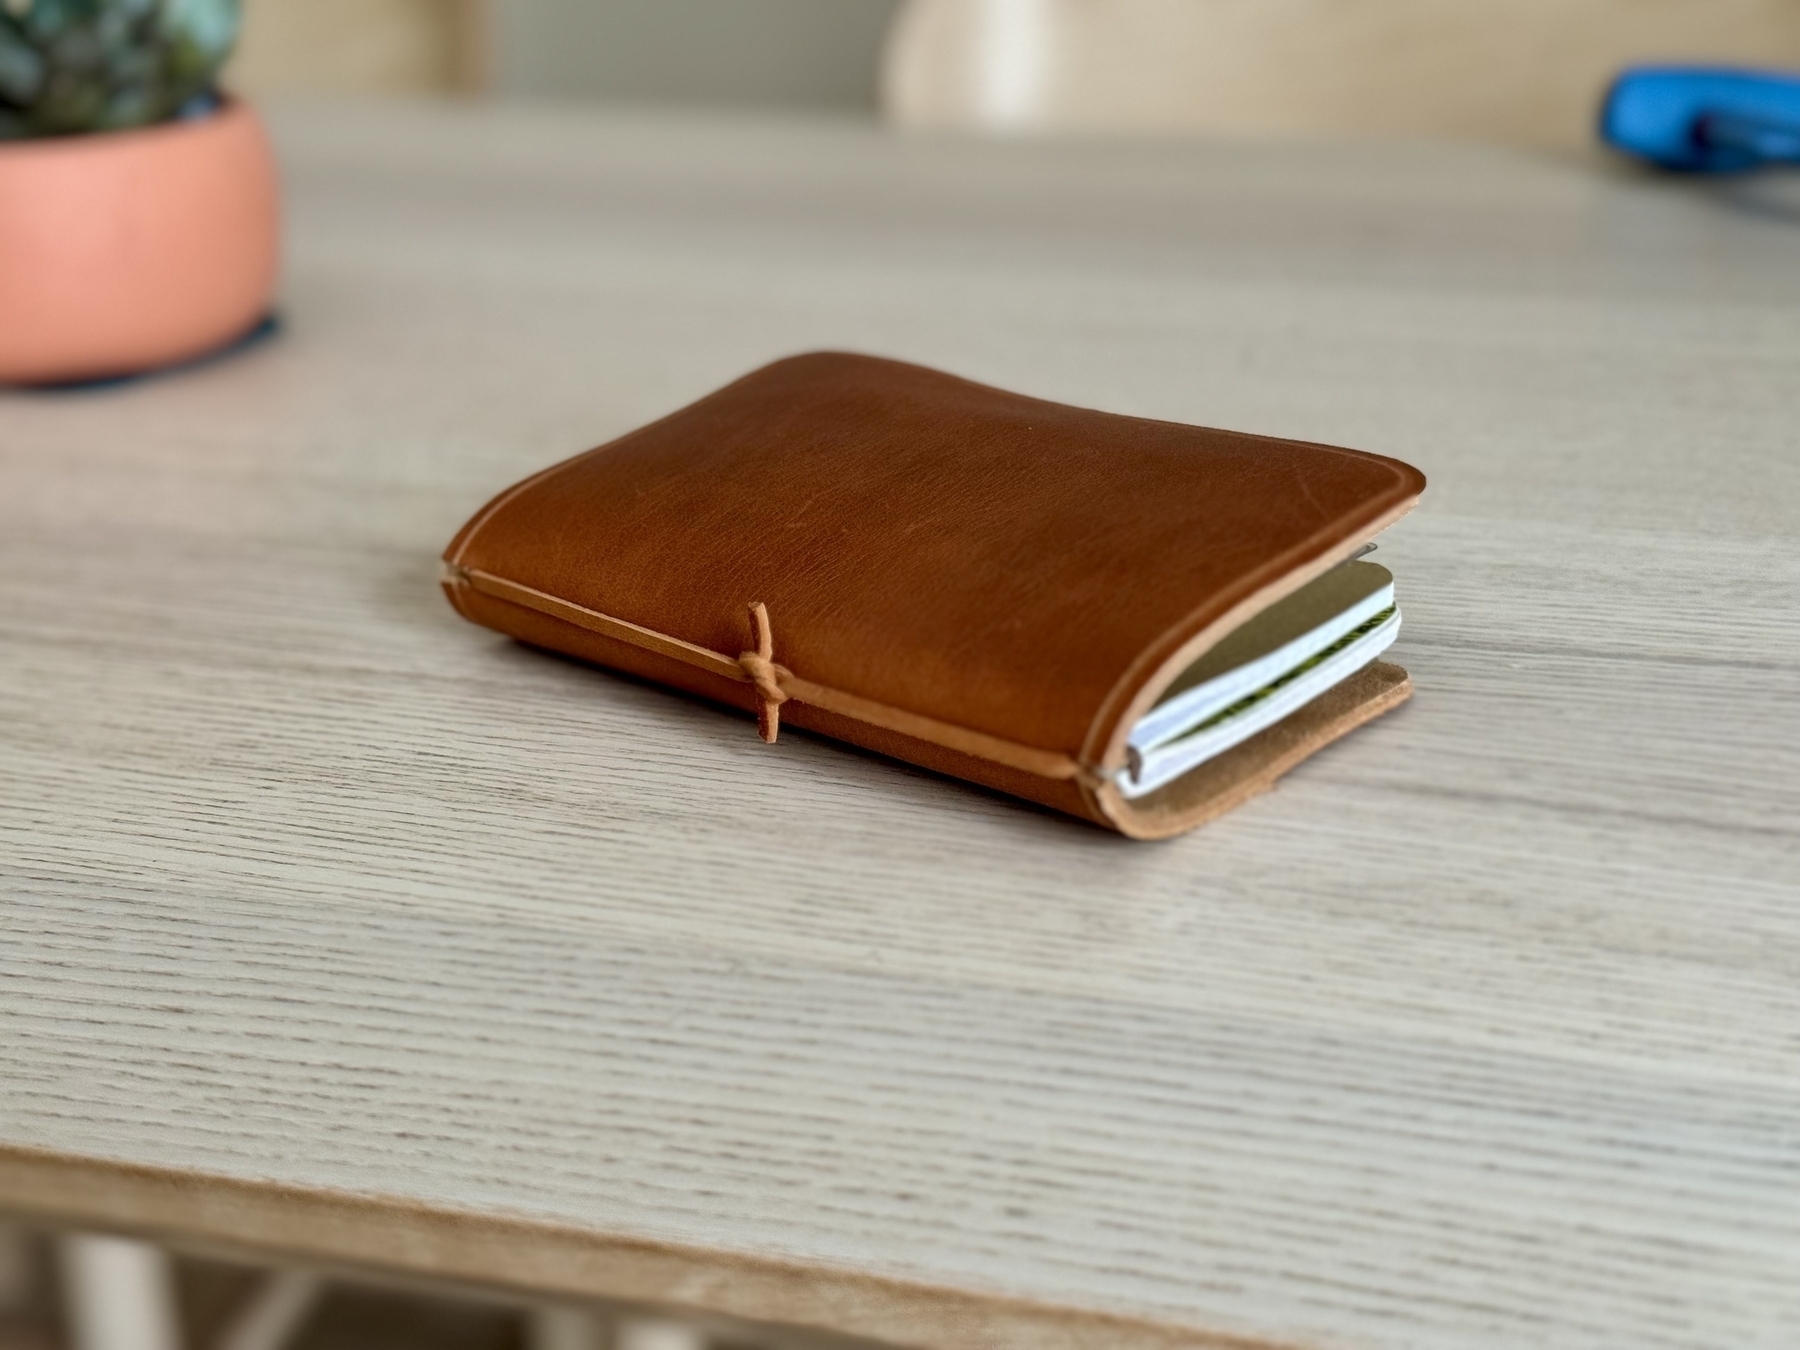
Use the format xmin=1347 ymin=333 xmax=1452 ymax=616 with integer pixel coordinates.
xmin=442 ymin=353 xmax=1425 ymax=839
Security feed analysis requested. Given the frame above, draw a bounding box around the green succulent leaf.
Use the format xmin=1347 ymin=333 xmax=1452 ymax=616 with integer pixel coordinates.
xmin=24 ymin=1 xmax=106 ymax=43
xmin=0 ymin=18 xmax=47 ymax=105
xmin=158 ymin=0 xmax=236 ymax=62
xmin=0 ymin=0 xmax=239 ymax=136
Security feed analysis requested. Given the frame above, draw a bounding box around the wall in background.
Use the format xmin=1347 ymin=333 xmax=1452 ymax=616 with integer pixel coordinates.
xmin=884 ymin=0 xmax=1800 ymax=150
xmin=229 ymin=0 xmax=485 ymax=95
xmin=225 ymin=0 xmax=1796 ymax=149
xmin=490 ymin=0 xmax=900 ymax=109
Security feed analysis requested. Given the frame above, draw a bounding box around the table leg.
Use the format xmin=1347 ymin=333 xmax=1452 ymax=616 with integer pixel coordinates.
xmin=613 ymin=1317 xmax=709 ymax=1350
xmin=529 ymin=1307 xmax=709 ymax=1350
xmin=214 ymin=1270 xmax=322 ymax=1350
xmin=527 ymin=1305 xmax=605 ymax=1350
xmin=56 ymin=1234 xmax=184 ymax=1350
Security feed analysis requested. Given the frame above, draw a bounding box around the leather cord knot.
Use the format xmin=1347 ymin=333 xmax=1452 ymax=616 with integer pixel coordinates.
xmin=739 ymin=601 xmax=789 ymax=743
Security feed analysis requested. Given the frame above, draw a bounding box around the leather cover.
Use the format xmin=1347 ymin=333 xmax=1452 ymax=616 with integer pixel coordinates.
xmin=442 ymin=352 xmax=1426 ymax=839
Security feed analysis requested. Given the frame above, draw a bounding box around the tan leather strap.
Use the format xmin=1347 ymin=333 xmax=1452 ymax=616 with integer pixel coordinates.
xmin=445 ymin=563 xmax=1096 ymax=784
xmin=738 ymin=602 xmax=788 ymax=743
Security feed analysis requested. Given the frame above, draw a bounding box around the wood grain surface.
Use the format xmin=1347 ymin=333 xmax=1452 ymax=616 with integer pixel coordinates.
xmin=3 ymin=102 xmax=1798 ymax=1350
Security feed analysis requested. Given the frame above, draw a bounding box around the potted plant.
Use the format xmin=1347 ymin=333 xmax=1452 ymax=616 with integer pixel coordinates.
xmin=0 ymin=0 xmax=278 ymax=384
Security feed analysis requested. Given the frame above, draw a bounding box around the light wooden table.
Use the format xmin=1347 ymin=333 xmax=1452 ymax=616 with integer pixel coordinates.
xmin=3 ymin=101 xmax=1798 ymax=1350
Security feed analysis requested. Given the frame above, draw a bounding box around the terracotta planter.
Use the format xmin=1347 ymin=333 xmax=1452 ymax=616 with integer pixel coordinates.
xmin=0 ymin=99 xmax=280 ymax=386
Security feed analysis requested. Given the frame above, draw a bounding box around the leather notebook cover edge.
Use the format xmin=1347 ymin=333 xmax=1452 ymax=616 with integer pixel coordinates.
xmin=1073 ymin=490 xmax=1423 ymax=832
xmin=1094 ymin=661 xmax=1414 ymax=840
xmin=438 ymin=577 xmax=1110 ymax=826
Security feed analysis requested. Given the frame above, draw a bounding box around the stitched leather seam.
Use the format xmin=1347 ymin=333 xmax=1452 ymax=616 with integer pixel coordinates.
xmin=446 ymin=564 xmax=1096 ymax=785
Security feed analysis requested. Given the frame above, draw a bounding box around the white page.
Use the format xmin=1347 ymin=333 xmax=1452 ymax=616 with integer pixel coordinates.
xmin=1119 ymin=608 xmax=1401 ymax=799
xmin=1131 ymin=576 xmax=1395 ymax=752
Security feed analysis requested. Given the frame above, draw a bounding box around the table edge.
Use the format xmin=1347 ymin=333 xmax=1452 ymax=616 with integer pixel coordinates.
xmin=0 ymin=1144 xmax=1285 ymax=1350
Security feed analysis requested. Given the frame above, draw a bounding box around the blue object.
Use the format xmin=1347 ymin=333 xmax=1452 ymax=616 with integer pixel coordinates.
xmin=1601 ymin=65 xmax=1800 ymax=172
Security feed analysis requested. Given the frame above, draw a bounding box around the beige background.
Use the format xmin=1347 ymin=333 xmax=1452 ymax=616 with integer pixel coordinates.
xmin=490 ymin=0 xmax=899 ymax=108
xmin=229 ymin=0 xmax=487 ymax=95
xmin=227 ymin=0 xmax=1800 ymax=149
xmin=885 ymin=0 xmax=1800 ymax=148
xmin=226 ymin=0 xmax=900 ymax=107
